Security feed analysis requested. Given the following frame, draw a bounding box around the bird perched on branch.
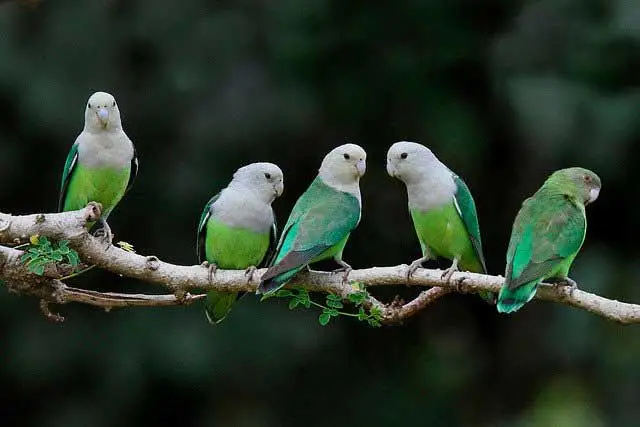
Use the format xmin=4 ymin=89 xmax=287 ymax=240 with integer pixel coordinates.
xmin=387 ymin=141 xmax=493 ymax=304
xmin=58 ymin=91 xmax=138 ymax=242
xmin=497 ymin=167 xmax=601 ymax=313
xmin=258 ymin=143 xmax=366 ymax=295
xmin=197 ymin=163 xmax=283 ymax=324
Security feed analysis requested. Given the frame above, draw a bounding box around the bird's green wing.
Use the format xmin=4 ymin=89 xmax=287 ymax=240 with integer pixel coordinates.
xmin=260 ymin=218 xmax=278 ymax=268
xmin=196 ymin=192 xmax=220 ymax=263
xmin=58 ymin=142 xmax=79 ymax=212
xmin=125 ymin=147 xmax=139 ymax=194
xmin=259 ymin=178 xmax=360 ymax=291
xmin=453 ymin=175 xmax=487 ymax=273
xmin=506 ymin=193 xmax=586 ymax=289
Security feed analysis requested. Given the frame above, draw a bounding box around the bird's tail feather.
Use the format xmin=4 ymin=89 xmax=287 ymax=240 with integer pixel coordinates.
xmin=257 ymin=268 xmax=301 ymax=295
xmin=204 ymin=291 xmax=239 ymax=324
xmin=496 ymin=281 xmax=539 ymax=313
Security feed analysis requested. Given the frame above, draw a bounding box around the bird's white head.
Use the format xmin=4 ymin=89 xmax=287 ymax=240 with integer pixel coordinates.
xmin=386 ymin=141 xmax=446 ymax=185
xmin=84 ymin=91 xmax=122 ymax=132
xmin=318 ymin=143 xmax=367 ymax=190
xmin=231 ymin=162 xmax=284 ymax=204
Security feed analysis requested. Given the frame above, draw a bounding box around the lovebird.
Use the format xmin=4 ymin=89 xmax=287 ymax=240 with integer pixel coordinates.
xmin=497 ymin=167 xmax=601 ymax=313
xmin=59 ymin=91 xmax=138 ymax=241
xmin=197 ymin=163 xmax=283 ymax=323
xmin=387 ymin=141 xmax=493 ymax=303
xmin=257 ymin=143 xmax=366 ymax=294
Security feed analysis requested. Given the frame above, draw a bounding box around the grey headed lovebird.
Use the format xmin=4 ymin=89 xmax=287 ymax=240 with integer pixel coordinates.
xmin=257 ymin=143 xmax=366 ymax=295
xmin=197 ymin=162 xmax=283 ymax=324
xmin=58 ymin=91 xmax=138 ymax=241
xmin=387 ymin=141 xmax=494 ymax=304
xmin=497 ymin=167 xmax=601 ymax=313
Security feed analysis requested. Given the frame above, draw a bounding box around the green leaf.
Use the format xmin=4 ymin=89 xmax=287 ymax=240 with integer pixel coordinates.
xmin=276 ymin=289 xmax=294 ymax=297
xmin=288 ymin=298 xmax=300 ymax=310
xmin=318 ymin=312 xmax=331 ymax=326
xmin=326 ymin=294 xmax=344 ymax=309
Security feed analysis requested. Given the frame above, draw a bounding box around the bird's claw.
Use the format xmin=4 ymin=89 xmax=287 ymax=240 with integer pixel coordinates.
xmin=206 ymin=263 xmax=218 ymax=284
xmin=332 ymin=261 xmax=352 ymax=284
xmin=406 ymin=260 xmax=423 ymax=282
xmin=244 ymin=265 xmax=257 ymax=283
xmin=441 ymin=267 xmax=456 ymax=283
xmin=93 ymin=222 xmax=113 ymax=247
xmin=453 ymin=277 xmax=466 ymax=293
xmin=549 ymin=277 xmax=578 ymax=297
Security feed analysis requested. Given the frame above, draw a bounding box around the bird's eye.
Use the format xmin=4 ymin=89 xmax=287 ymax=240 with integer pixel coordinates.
xmin=400 ymin=152 xmax=408 ymax=159
xmin=343 ymin=153 xmax=350 ymax=160
xmin=264 ymin=173 xmax=271 ymax=180
xmin=584 ymin=175 xmax=592 ymax=183
xmin=87 ymin=103 xmax=92 ymax=109
xmin=112 ymin=101 xmax=116 ymax=107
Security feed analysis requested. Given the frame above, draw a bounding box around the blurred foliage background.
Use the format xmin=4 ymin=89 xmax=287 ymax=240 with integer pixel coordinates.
xmin=1 ymin=0 xmax=640 ymax=426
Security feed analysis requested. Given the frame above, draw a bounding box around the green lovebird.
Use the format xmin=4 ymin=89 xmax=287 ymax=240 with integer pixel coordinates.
xmin=387 ymin=141 xmax=494 ymax=304
xmin=257 ymin=143 xmax=366 ymax=295
xmin=58 ymin=91 xmax=138 ymax=241
xmin=197 ymin=163 xmax=283 ymax=324
xmin=497 ymin=167 xmax=601 ymax=313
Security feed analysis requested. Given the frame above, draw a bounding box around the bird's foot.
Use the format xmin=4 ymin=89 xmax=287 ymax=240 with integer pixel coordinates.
xmin=93 ymin=221 xmax=113 ymax=248
xmin=332 ymin=260 xmax=352 ymax=284
xmin=201 ymin=262 xmax=217 ymax=284
xmin=244 ymin=265 xmax=257 ymax=283
xmin=440 ymin=263 xmax=459 ymax=283
xmin=453 ymin=277 xmax=466 ymax=293
xmin=548 ymin=276 xmax=578 ymax=296
xmin=407 ymin=259 xmax=425 ymax=282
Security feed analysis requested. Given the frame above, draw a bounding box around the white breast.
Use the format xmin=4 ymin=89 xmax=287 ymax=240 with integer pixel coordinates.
xmin=211 ymin=189 xmax=274 ymax=233
xmin=76 ymin=130 xmax=134 ymax=169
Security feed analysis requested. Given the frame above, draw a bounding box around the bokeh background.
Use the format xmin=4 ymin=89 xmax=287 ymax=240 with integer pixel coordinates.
xmin=1 ymin=0 xmax=640 ymax=426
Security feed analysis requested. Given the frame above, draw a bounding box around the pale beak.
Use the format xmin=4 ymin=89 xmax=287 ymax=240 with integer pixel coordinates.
xmin=97 ymin=108 xmax=110 ymax=127
xmin=274 ymin=181 xmax=284 ymax=197
xmin=386 ymin=160 xmax=396 ymax=177
xmin=355 ymin=159 xmax=366 ymax=177
xmin=587 ymin=187 xmax=600 ymax=204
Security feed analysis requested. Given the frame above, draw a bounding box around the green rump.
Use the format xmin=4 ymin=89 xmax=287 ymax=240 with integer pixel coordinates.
xmin=411 ymin=202 xmax=484 ymax=273
xmin=62 ymin=164 xmax=131 ymax=217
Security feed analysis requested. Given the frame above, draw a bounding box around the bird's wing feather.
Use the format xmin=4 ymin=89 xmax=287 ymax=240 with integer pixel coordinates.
xmin=260 ymin=216 xmax=278 ymax=268
xmin=58 ymin=142 xmax=79 ymax=212
xmin=453 ymin=175 xmax=487 ymax=273
xmin=507 ymin=194 xmax=586 ymax=289
xmin=261 ymin=180 xmax=359 ymax=282
xmin=126 ymin=146 xmax=139 ymax=194
xmin=196 ymin=192 xmax=220 ymax=263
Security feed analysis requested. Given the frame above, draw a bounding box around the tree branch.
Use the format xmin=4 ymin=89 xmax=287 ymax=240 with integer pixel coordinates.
xmin=0 ymin=205 xmax=638 ymax=325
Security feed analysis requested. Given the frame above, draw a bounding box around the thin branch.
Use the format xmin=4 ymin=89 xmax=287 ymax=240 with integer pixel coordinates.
xmin=0 ymin=205 xmax=639 ymax=325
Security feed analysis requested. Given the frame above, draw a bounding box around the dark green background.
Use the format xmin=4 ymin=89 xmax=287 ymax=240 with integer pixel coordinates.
xmin=1 ymin=0 xmax=639 ymax=426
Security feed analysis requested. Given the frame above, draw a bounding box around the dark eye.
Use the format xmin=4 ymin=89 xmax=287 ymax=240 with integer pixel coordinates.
xmin=584 ymin=175 xmax=592 ymax=183
xmin=264 ymin=173 xmax=271 ymax=180
xmin=112 ymin=101 xmax=116 ymax=107
xmin=87 ymin=103 xmax=92 ymax=109
xmin=400 ymin=152 xmax=408 ymax=159
xmin=343 ymin=153 xmax=350 ymax=160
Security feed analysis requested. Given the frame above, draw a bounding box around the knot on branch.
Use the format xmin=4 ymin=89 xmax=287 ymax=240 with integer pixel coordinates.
xmin=84 ymin=202 xmax=103 ymax=223
xmin=0 ymin=217 xmax=11 ymax=232
xmin=145 ymin=256 xmax=160 ymax=271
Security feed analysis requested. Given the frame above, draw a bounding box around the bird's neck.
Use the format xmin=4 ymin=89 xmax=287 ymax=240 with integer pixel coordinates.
xmin=405 ymin=171 xmax=456 ymax=212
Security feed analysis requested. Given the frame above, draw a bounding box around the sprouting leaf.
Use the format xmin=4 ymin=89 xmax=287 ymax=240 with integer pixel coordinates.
xmin=117 ymin=241 xmax=136 ymax=253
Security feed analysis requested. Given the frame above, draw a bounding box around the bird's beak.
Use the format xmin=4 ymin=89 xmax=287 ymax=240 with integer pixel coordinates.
xmin=274 ymin=181 xmax=284 ymax=197
xmin=355 ymin=159 xmax=366 ymax=177
xmin=386 ymin=160 xmax=396 ymax=178
xmin=587 ymin=187 xmax=600 ymax=204
xmin=97 ymin=108 xmax=110 ymax=127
